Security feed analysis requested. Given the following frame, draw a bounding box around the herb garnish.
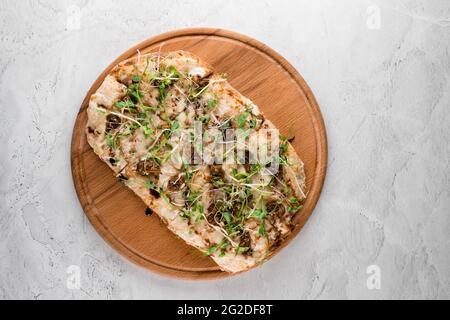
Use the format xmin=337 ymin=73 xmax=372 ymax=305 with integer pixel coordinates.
xmin=103 ymin=54 xmax=306 ymax=258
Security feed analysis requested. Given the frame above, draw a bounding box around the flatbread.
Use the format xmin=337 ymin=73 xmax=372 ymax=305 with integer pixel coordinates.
xmin=86 ymin=51 xmax=306 ymax=273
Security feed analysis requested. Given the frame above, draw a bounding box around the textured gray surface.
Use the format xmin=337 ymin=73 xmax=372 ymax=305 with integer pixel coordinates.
xmin=0 ymin=0 xmax=449 ymax=299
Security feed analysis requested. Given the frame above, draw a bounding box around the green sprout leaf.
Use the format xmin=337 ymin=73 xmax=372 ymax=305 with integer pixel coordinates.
xmin=207 ymin=98 xmax=217 ymax=109
xmin=132 ymin=75 xmax=141 ymax=83
xmin=205 ymin=245 xmax=217 ymax=256
xmin=235 ymin=246 xmax=250 ymax=255
xmin=258 ymin=221 xmax=266 ymax=236
xmin=143 ymin=124 xmax=153 ymax=138
xmin=250 ymin=208 xmax=266 ymax=220
xmin=105 ymin=132 xmax=116 ymax=149
xmin=170 ymin=120 xmax=180 ymax=132
xmin=237 ymin=112 xmax=249 ymax=128
xmin=222 ymin=212 xmax=231 ymax=224
xmin=280 ymin=142 xmax=288 ymax=155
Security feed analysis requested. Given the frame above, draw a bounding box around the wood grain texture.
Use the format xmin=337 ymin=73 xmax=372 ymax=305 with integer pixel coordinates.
xmin=71 ymin=28 xmax=328 ymax=279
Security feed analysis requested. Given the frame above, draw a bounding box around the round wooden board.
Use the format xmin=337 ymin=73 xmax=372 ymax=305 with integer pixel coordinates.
xmin=71 ymin=28 xmax=327 ymax=280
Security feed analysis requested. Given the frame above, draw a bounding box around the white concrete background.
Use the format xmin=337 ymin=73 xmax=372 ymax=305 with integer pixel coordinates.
xmin=0 ymin=0 xmax=449 ymax=300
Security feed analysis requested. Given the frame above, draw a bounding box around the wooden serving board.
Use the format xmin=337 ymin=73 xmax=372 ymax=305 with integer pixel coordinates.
xmin=71 ymin=28 xmax=327 ymax=279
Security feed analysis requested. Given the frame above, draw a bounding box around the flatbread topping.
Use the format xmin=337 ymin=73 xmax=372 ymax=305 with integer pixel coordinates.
xmin=86 ymin=51 xmax=306 ymax=273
